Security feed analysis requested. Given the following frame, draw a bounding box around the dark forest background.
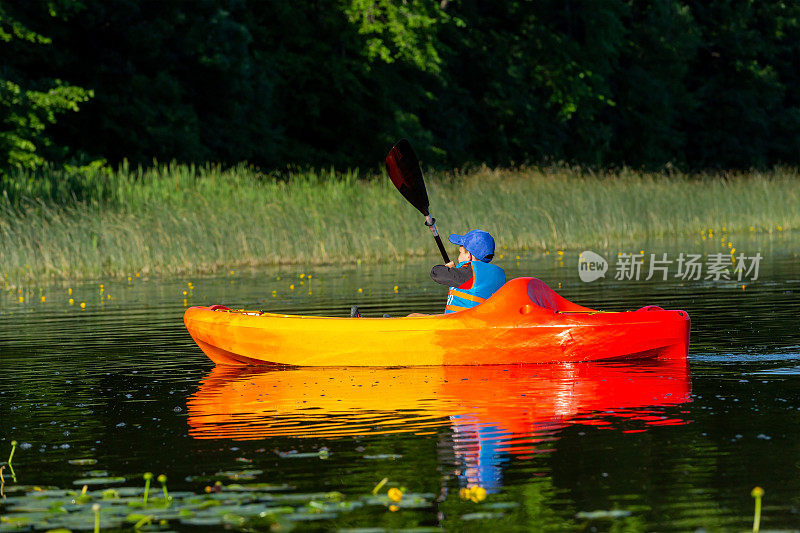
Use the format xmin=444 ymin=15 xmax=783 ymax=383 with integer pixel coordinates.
xmin=2 ymin=0 xmax=799 ymax=173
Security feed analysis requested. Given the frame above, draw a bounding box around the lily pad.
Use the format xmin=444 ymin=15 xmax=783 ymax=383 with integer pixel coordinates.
xmin=179 ymin=516 xmax=224 ymax=526
xmin=108 ymin=486 xmax=143 ymax=497
xmin=126 ymin=509 xmax=184 ymax=521
xmin=276 ymin=450 xmax=329 ymax=459
xmin=1 ymin=485 xmax=57 ymax=494
xmin=29 ymin=489 xmax=74 ymax=498
xmin=461 ymin=512 xmax=506 ymax=521
xmin=270 ymin=492 xmax=347 ymax=504
xmin=6 ymin=504 xmax=53 ymax=513
xmin=339 ymin=529 xmax=441 ymax=533
xmin=298 ymin=500 xmax=363 ymax=514
xmin=71 ymin=476 xmax=126 ymax=485
xmin=285 ymin=511 xmax=339 ymax=521
xmin=483 ymin=502 xmax=520 ymax=510
xmin=224 ymin=483 xmax=292 ymax=492
xmin=576 ymin=509 xmax=632 ymax=519
xmin=213 ymin=469 xmax=263 ymax=480
xmin=67 ymin=458 xmax=98 ymax=466
xmin=221 ymin=512 xmax=248 ymax=526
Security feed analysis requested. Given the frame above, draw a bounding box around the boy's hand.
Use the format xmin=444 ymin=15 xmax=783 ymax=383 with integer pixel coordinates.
xmin=445 ymin=261 xmax=455 ymax=268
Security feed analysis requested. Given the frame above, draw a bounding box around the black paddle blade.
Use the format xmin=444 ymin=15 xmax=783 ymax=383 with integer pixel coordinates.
xmin=385 ymin=139 xmax=430 ymax=216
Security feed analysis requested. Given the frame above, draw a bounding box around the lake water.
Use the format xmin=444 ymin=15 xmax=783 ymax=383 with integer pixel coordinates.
xmin=1 ymin=230 xmax=799 ymax=531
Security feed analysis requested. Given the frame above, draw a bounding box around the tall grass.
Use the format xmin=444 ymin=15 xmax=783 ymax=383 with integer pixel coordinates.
xmin=1 ymin=163 xmax=798 ymax=282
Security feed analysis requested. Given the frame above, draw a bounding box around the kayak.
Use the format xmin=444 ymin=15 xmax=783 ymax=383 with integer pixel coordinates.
xmin=183 ymin=277 xmax=690 ymax=366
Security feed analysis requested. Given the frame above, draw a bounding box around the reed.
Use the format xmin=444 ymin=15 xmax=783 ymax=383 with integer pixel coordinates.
xmin=1 ymin=164 xmax=798 ymax=282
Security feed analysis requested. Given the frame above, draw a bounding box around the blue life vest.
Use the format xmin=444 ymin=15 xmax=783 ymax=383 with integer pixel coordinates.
xmin=445 ymin=260 xmax=506 ymax=314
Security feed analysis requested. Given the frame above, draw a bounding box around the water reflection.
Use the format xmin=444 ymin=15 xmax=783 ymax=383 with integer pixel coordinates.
xmin=188 ymin=360 xmax=691 ymax=488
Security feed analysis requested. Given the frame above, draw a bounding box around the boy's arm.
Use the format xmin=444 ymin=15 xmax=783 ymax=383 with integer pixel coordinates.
xmin=430 ymin=262 xmax=473 ymax=286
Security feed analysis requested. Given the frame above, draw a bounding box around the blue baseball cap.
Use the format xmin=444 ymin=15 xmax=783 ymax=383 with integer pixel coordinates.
xmin=449 ymin=229 xmax=496 ymax=262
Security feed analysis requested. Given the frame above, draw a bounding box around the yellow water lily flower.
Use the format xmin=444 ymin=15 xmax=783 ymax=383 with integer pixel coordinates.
xmin=470 ymin=486 xmax=487 ymax=502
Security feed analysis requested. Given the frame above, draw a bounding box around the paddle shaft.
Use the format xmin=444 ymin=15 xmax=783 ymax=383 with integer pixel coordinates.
xmin=425 ymin=215 xmax=450 ymax=264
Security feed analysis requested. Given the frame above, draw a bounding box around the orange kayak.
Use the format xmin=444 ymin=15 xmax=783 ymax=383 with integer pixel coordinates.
xmin=183 ymin=277 xmax=690 ymax=366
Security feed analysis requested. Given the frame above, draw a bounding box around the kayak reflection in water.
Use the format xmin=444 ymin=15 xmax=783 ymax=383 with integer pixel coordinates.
xmin=407 ymin=229 xmax=506 ymax=317
xmin=186 ymin=361 xmax=692 ymax=493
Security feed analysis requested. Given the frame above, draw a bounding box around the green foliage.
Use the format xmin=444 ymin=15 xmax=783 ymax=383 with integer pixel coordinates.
xmin=0 ymin=4 xmax=92 ymax=171
xmin=2 ymin=0 xmax=800 ymax=174
xmin=344 ymin=0 xmax=448 ymax=73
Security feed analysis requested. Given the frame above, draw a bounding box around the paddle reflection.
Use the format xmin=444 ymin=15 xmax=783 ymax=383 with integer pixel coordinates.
xmin=187 ymin=359 xmax=691 ymax=443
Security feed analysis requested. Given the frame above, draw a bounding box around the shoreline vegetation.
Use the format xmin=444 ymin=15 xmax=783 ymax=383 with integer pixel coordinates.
xmin=1 ymin=164 xmax=798 ymax=284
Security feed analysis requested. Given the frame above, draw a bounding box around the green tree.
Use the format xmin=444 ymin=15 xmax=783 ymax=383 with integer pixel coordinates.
xmin=244 ymin=0 xmax=451 ymax=168
xmin=607 ymin=0 xmax=700 ymax=168
xmin=3 ymin=0 xmax=800 ymax=173
xmin=432 ymin=1 xmax=625 ymax=166
xmin=0 ymin=3 xmax=92 ymax=172
xmin=37 ymin=0 xmax=282 ymax=167
xmin=683 ymin=0 xmax=794 ymax=167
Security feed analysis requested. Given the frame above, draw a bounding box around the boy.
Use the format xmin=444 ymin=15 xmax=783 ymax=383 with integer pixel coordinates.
xmin=351 ymin=229 xmax=505 ymax=317
xmin=411 ymin=229 xmax=506 ymax=316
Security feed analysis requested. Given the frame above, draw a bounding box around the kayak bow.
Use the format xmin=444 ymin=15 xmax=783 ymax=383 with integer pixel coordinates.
xmin=183 ymin=277 xmax=689 ymax=366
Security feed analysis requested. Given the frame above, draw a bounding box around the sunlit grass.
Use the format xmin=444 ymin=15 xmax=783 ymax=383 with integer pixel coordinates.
xmin=1 ymin=163 xmax=798 ymax=282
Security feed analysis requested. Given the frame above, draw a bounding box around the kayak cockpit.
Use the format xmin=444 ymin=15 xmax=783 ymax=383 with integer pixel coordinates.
xmin=525 ymin=278 xmax=597 ymax=313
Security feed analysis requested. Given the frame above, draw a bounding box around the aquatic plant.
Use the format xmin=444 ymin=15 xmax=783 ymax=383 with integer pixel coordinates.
xmin=157 ymin=474 xmax=170 ymax=504
xmin=7 ymin=441 xmax=16 ymax=466
xmin=1 ymin=164 xmax=798 ymax=282
xmin=372 ymin=477 xmax=388 ymax=495
xmin=0 ymin=470 xmax=436 ymax=531
xmin=132 ymin=514 xmax=153 ymax=529
xmin=92 ymin=502 xmax=100 ymax=533
xmin=6 ymin=441 xmax=17 ymax=483
xmin=751 ymin=486 xmax=763 ymax=532
xmin=142 ymin=472 xmax=153 ymax=506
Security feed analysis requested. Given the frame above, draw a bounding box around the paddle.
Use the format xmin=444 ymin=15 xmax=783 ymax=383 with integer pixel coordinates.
xmin=385 ymin=139 xmax=451 ymax=264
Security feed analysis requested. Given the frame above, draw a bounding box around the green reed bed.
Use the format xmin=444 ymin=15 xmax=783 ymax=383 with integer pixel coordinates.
xmin=1 ymin=164 xmax=798 ymax=282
